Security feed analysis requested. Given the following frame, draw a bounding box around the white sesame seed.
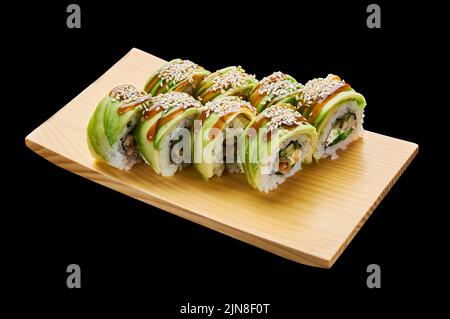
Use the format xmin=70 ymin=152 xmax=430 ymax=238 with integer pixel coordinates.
xmin=110 ymin=85 xmax=147 ymax=102
xmin=149 ymin=91 xmax=203 ymax=110
xmin=257 ymin=72 xmax=302 ymax=101
xmin=209 ymin=67 xmax=256 ymax=93
xmin=204 ymin=96 xmax=256 ymax=118
xmin=157 ymin=59 xmax=199 ymax=84
xmin=263 ymin=104 xmax=304 ymax=132
xmin=299 ymin=74 xmax=346 ymax=109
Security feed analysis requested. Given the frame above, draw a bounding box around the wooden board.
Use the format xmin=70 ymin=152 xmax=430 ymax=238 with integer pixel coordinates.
xmin=25 ymin=48 xmax=418 ymax=268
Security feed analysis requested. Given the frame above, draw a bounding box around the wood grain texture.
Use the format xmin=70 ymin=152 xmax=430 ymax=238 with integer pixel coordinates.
xmin=25 ymin=48 xmax=418 ymax=268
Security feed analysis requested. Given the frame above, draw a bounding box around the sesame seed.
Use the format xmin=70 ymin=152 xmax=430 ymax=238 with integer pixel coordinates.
xmin=203 ymin=96 xmax=256 ymax=118
xmin=209 ymin=67 xmax=256 ymax=93
xmin=157 ymin=59 xmax=199 ymax=84
xmin=109 ymin=85 xmax=147 ymax=102
xmin=263 ymin=104 xmax=305 ymax=132
xmin=149 ymin=91 xmax=203 ymax=111
xmin=257 ymin=72 xmax=302 ymax=101
xmin=298 ymin=74 xmax=346 ymax=109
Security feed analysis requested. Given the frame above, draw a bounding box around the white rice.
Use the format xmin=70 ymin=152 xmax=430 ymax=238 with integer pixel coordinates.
xmin=225 ymin=117 xmax=248 ymax=175
xmin=255 ymin=134 xmax=314 ymax=193
xmin=314 ymin=100 xmax=364 ymax=160
xmin=159 ymin=117 xmax=194 ymax=176
xmin=205 ymin=116 xmax=249 ymax=178
xmin=209 ymin=138 xmax=225 ymax=178
xmin=108 ymin=116 xmax=141 ymax=170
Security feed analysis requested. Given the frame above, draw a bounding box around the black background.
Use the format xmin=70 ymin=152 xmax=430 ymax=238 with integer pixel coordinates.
xmin=5 ymin=0 xmax=445 ymax=316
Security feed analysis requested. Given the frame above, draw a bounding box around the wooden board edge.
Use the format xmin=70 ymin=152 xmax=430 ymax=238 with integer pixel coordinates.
xmin=328 ymin=142 xmax=419 ymax=267
xmin=24 ymin=136 xmax=331 ymax=268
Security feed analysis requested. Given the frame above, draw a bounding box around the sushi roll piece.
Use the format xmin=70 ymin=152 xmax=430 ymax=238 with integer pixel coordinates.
xmin=193 ymin=96 xmax=257 ymax=180
xmin=87 ymin=85 xmax=151 ymax=170
xmin=249 ymin=71 xmax=303 ymax=112
xmin=195 ymin=66 xmax=257 ymax=104
xmin=240 ymin=103 xmax=317 ymax=192
xmin=144 ymin=59 xmax=210 ymax=96
xmin=297 ymin=74 xmax=367 ymax=160
xmin=134 ymin=92 xmax=205 ymax=176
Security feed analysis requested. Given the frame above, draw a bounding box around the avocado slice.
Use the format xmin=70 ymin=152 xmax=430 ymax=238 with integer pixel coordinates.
xmin=314 ymin=90 xmax=366 ymax=126
xmin=153 ymin=107 xmax=201 ymax=150
xmin=193 ymin=109 xmax=254 ymax=180
xmin=103 ymin=98 xmax=143 ymax=146
xmin=241 ymin=109 xmax=317 ymax=191
xmin=134 ymin=111 xmax=164 ymax=174
xmin=87 ymin=96 xmax=119 ymax=161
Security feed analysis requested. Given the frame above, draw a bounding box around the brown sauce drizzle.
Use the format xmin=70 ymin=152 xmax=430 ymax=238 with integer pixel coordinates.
xmin=117 ymin=96 xmax=153 ymax=115
xmin=249 ymin=83 xmax=263 ymax=103
xmin=158 ymin=108 xmax=185 ymax=128
xmin=250 ymin=92 xmax=265 ymax=108
xmin=209 ymin=113 xmax=235 ymax=139
xmin=208 ymin=107 xmax=254 ymax=139
xmin=250 ymin=114 xmax=305 ymax=142
xmin=251 ymin=117 xmax=271 ymax=142
xmin=143 ymin=106 xmax=161 ymax=120
xmin=307 ymin=84 xmax=351 ymax=123
xmin=155 ymin=81 xmax=170 ymax=95
xmin=144 ymin=76 xmax=160 ymax=93
xmin=271 ymin=90 xmax=301 ymax=106
xmin=146 ymin=122 xmax=159 ymax=142
xmin=146 ymin=106 xmax=190 ymax=142
xmin=174 ymin=80 xmax=190 ymax=93
xmin=200 ymin=90 xmax=219 ymax=104
xmin=251 ymin=117 xmax=270 ymax=132
xmin=197 ymin=112 xmax=207 ymax=122
xmin=211 ymin=117 xmax=228 ymax=132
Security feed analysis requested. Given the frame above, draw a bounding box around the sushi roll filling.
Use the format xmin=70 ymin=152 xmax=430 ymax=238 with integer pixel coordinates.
xmin=325 ymin=112 xmax=357 ymax=148
xmin=199 ymin=97 xmax=256 ymax=177
xmin=135 ymin=92 xmax=205 ymax=176
xmin=254 ymin=104 xmax=309 ymax=178
xmin=276 ymin=141 xmax=302 ymax=175
xmin=121 ymin=133 xmax=139 ymax=158
xmin=111 ymin=85 xmax=149 ymax=165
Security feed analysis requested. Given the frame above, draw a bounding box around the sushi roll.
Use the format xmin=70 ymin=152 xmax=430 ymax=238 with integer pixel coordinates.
xmin=249 ymin=71 xmax=303 ymax=112
xmin=87 ymin=85 xmax=151 ymax=170
xmin=240 ymin=103 xmax=317 ymax=192
xmin=134 ymin=91 xmax=205 ymax=176
xmin=297 ymin=74 xmax=367 ymax=160
xmin=144 ymin=59 xmax=210 ymax=96
xmin=193 ymin=96 xmax=257 ymax=180
xmin=195 ymin=66 xmax=257 ymax=104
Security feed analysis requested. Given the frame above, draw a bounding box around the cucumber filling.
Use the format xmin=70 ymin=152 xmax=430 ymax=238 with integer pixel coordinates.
xmin=325 ymin=112 xmax=357 ymax=148
xmin=275 ymin=141 xmax=302 ymax=175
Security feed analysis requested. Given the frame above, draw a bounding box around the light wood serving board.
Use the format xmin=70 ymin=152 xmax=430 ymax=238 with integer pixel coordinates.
xmin=25 ymin=48 xmax=418 ymax=268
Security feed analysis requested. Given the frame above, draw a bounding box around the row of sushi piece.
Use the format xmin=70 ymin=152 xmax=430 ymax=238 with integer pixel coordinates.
xmin=87 ymin=59 xmax=366 ymax=192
